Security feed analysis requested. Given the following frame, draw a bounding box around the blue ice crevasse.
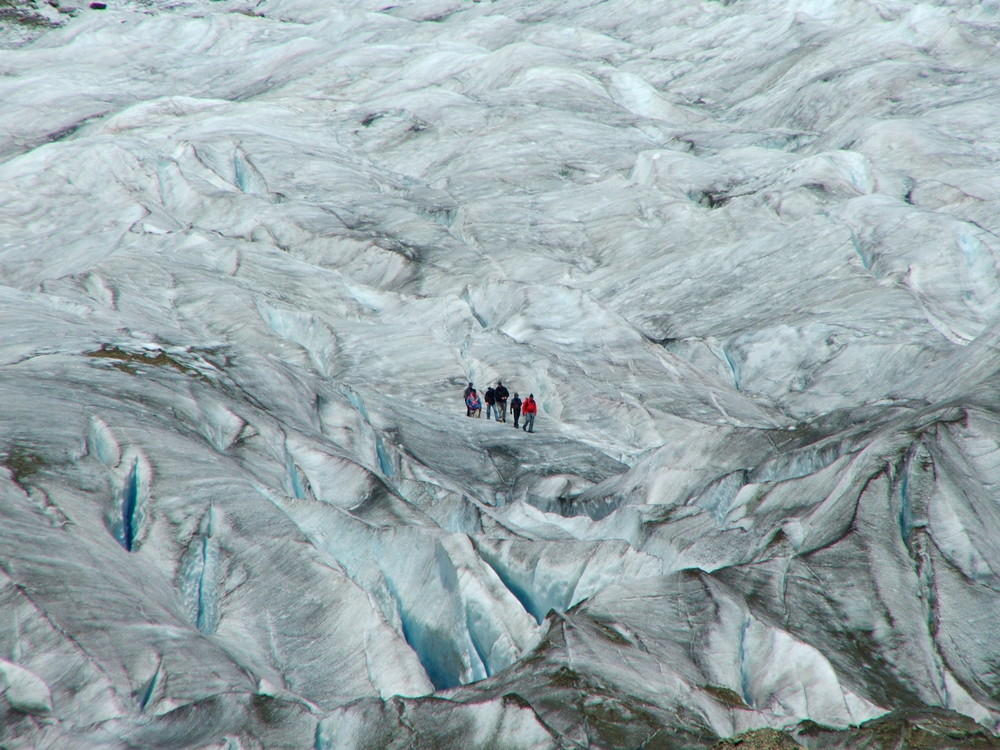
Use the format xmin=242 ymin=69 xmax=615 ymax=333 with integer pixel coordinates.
xmin=178 ymin=506 xmax=221 ymax=634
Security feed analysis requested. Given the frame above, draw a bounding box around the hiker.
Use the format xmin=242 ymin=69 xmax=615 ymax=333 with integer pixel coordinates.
xmin=463 ymin=382 xmax=475 ymax=416
xmin=466 ymin=388 xmax=482 ymax=418
xmin=510 ymin=393 xmax=522 ymax=429
xmin=522 ymin=394 xmax=537 ymax=433
xmin=484 ymin=386 xmax=497 ymax=421
xmin=495 ymin=381 xmax=509 ymax=422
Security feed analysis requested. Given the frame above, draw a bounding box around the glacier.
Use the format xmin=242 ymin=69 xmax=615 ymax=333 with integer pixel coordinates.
xmin=3 ymin=0 xmax=1000 ymax=747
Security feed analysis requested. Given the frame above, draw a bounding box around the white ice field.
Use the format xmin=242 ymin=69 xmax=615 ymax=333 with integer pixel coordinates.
xmin=3 ymin=0 xmax=1000 ymax=748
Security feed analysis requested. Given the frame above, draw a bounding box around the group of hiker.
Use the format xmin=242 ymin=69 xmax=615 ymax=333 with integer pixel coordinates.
xmin=463 ymin=381 xmax=538 ymax=432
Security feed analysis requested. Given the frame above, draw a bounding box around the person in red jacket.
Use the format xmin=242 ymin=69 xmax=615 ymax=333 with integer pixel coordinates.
xmin=521 ymin=394 xmax=537 ymax=433
xmin=463 ymin=382 xmax=475 ymax=416
xmin=465 ymin=388 xmax=482 ymax=418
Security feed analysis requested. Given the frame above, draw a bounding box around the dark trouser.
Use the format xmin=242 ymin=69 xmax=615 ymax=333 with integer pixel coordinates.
xmin=522 ymin=414 xmax=534 ymax=432
xmin=498 ymin=401 xmax=507 ymax=422
xmin=512 ymin=408 xmax=520 ymax=427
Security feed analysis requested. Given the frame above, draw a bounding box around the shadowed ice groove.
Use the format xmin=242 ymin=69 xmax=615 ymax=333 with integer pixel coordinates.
xmin=472 ymin=538 xmax=665 ymax=626
xmin=260 ymin=303 xmax=339 ymax=378
xmin=896 ymin=444 xmax=928 ymax=550
xmin=386 ymin=575 xmax=468 ymax=690
xmin=233 ymin=147 xmax=268 ymax=196
xmin=313 ymin=531 xmax=542 ymax=693
xmin=196 ymin=400 xmax=247 ymax=453
xmin=748 ymin=438 xmax=848 ymax=484
xmin=692 ymin=470 xmax=747 ymax=523
xmin=284 ymin=449 xmax=312 ymax=501
xmin=475 ymin=550 xmax=544 ymax=625
xmin=177 ymin=507 xmax=221 ymax=634
xmin=737 ymin=616 xmax=753 ymax=709
xmin=375 ymin=436 xmax=395 ymax=478
xmin=340 ymin=386 xmax=370 ymax=421
xmin=109 ymin=453 xmax=150 ymax=552
xmin=137 ymin=660 xmax=164 ymax=712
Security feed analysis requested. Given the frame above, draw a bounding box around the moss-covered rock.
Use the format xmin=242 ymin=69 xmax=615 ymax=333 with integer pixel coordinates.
xmin=3 ymin=444 xmax=47 ymax=486
xmin=791 ymin=708 xmax=998 ymax=749
xmin=710 ymin=727 xmax=802 ymax=750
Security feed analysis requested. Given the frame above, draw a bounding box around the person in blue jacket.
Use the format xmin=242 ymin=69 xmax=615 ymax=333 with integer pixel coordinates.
xmin=509 ymin=393 xmax=522 ymax=428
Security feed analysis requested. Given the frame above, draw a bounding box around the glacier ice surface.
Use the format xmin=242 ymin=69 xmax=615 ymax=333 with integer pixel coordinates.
xmin=4 ymin=0 xmax=1000 ymax=747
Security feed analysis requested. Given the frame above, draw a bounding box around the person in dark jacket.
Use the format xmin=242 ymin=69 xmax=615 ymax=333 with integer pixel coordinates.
xmin=463 ymin=382 xmax=474 ymax=416
xmin=522 ymin=394 xmax=537 ymax=433
xmin=484 ymin=386 xmax=497 ymax=421
xmin=509 ymin=393 xmax=522 ymax=428
xmin=495 ymin=381 xmax=509 ymax=422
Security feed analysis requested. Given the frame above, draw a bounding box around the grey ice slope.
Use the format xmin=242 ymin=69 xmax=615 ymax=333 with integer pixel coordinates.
xmin=3 ymin=0 xmax=1000 ymax=748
